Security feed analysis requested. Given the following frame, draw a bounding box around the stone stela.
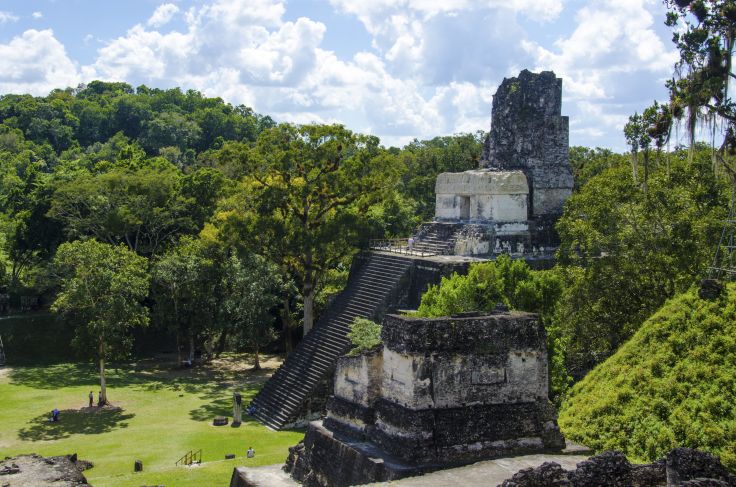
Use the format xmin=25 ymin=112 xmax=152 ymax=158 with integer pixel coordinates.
xmin=419 ymin=69 xmax=573 ymax=257
xmin=279 ymin=310 xmax=566 ymax=487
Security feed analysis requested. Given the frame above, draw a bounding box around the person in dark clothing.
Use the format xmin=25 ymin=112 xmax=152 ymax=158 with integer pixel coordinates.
xmin=88 ymin=391 xmax=93 ymax=408
xmin=97 ymin=391 xmax=104 ymax=407
xmin=51 ymin=409 xmax=60 ymax=422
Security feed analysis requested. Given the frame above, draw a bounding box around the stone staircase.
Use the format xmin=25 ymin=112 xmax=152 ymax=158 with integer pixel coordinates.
xmin=413 ymin=223 xmax=462 ymax=255
xmin=250 ymin=252 xmax=414 ymax=430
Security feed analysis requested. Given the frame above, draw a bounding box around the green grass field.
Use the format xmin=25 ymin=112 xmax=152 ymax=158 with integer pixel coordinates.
xmin=0 ymin=354 xmax=304 ymax=487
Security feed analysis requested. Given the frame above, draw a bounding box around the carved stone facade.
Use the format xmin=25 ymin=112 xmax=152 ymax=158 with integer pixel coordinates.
xmin=284 ymin=310 xmax=566 ymax=487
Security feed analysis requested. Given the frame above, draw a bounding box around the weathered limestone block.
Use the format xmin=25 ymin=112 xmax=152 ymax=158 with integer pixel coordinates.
xmin=333 ymin=347 xmax=383 ymax=407
xmin=435 ymin=170 xmax=528 ymax=222
xmin=287 ymin=310 xmax=566 ymax=486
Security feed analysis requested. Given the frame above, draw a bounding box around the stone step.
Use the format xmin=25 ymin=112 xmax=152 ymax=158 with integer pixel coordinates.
xmin=250 ymin=251 xmax=413 ymax=429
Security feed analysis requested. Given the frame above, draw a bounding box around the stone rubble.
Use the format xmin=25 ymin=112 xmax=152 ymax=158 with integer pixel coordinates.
xmin=500 ymin=448 xmax=736 ymax=487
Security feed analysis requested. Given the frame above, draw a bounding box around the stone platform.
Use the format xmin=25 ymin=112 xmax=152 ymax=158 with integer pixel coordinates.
xmin=230 ymin=449 xmax=590 ymax=487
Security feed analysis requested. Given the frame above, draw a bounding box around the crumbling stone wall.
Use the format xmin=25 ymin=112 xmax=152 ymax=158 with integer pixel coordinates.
xmin=480 ymin=69 xmax=573 ymax=220
xmin=288 ymin=310 xmax=566 ymax=486
xmin=0 ymin=454 xmax=92 ymax=487
xmin=500 ymin=448 xmax=736 ymax=487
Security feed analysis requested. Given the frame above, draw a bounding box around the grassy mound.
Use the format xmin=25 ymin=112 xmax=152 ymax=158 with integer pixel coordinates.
xmin=558 ymin=284 xmax=736 ymax=469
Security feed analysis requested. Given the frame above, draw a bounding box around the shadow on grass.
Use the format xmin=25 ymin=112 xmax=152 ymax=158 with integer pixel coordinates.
xmin=8 ymin=353 xmax=281 ymax=428
xmin=10 ymin=363 xmax=109 ymax=389
xmin=188 ymin=385 xmax=261 ymax=423
xmin=18 ymin=407 xmax=135 ymax=441
xmin=9 ymin=359 xmax=222 ymax=392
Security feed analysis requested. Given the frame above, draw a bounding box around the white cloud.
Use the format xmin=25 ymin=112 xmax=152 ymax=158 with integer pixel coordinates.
xmin=32 ymin=11 xmax=43 ymax=19
xmin=522 ymin=0 xmax=677 ymax=101
xmin=0 ymin=29 xmax=80 ymax=95
xmin=0 ymin=11 xmax=19 ymax=23
xmin=147 ymin=4 xmax=179 ymax=28
xmin=0 ymin=0 xmax=679 ymax=150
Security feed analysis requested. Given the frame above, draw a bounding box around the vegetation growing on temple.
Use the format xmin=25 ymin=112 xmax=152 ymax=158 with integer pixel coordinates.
xmin=559 ymin=284 xmax=736 ymax=469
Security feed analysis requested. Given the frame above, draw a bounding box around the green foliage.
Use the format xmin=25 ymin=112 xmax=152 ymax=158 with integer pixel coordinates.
xmin=219 ymin=253 xmax=283 ymax=368
xmin=347 ymin=318 xmax=382 ymax=356
xmin=51 ymin=239 xmax=150 ymax=362
xmin=664 ymin=0 xmax=736 ymax=158
xmin=214 ymin=123 xmax=402 ymax=333
xmin=555 ymin=145 xmax=727 ymax=378
xmin=559 ymin=284 xmax=736 ymax=469
xmin=414 ymin=256 xmax=569 ymax=397
xmin=416 ymin=255 xmax=562 ymax=319
xmin=48 ymin=161 xmax=197 ymax=257
xmin=151 ymin=236 xmax=219 ymax=358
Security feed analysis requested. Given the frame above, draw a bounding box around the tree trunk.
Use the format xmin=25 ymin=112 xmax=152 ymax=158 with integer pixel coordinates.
xmin=253 ymin=344 xmax=261 ymax=370
xmin=302 ymin=246 xmax=315 ymax=336
xmin=303 ymin=284 xmax=315 ymax=335
xmin=282 ymin=296 xmax=293 ymax=353
xmin=215 ymin=331 xmax=228 ymax=357
xmin=176 ymin=330 xmax=182 ymax=364
xmin=99 ymin=338 xmax=107 ymax=405
xmin=631 ymin=152 xmax=638 ymax=183
xmin=188 ymin=332 xmax=195 ymax=363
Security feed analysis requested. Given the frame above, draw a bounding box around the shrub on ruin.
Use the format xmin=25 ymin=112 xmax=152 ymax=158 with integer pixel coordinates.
xmin=347 ymin=318 xmax=382 ymax=356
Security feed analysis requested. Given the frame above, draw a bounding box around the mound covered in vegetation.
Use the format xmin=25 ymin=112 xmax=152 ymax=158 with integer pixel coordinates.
xmin=558 ymin=284 xmax=736 ymax=469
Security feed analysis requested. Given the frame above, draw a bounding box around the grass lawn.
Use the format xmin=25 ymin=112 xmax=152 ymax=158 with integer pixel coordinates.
xmin=0 ymin=353 xmax=304 ymax=487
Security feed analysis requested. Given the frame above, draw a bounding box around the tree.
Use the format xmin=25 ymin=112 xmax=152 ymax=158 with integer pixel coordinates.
xmin=151 ymin=236 xmax=218 ymax=363
xmin=217 ymin=123 xmax=401 ymax=335
xmin=555 ymin=145 xmax=726 ymax=378
xmin=347 ymin=318 xmax=382 ymax=356
xmin=220 ymin=253 xmax=282 ymax=369
xmin=664 ymin=0 xmax=736 ymax=170
xmin=51 ymin=240 xmax=149 ymax=404
xmin=624 ymin=112 xmax=650 ymax=185
xmin=48 ymin=160 xmax=198 ymax=257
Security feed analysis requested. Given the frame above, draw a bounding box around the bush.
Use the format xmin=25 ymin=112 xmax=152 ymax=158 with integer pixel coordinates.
xmin=347 ymin=318 xmax=381 ymax=356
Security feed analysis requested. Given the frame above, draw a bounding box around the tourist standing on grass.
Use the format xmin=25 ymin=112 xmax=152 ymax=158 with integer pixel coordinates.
xmin=88 ymin=391 xmax=93 ymax=407
xmin=247 ymin=447 xmax=255 ymax=458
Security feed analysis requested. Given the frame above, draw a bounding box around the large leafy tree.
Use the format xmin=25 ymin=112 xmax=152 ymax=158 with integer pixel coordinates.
xmin=217 ymin=123 xmax=401 ymax=335
xmin=48 ymin=160 xmax=199 ymax=257
xmin=555 ymin=145 xmax=726 ymax=378
xmin=52 ymin=239 xmax=149 ymax=403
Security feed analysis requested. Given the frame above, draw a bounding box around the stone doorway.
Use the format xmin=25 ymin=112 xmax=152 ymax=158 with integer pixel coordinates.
xmin=458 ymin=196 xmax=470 ymax=220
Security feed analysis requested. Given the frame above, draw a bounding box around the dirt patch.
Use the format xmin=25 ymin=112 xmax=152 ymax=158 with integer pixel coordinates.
xmin=0 ymin=366 xmax=11 ymax=379
xmin=125 ymin=352 xmax=285 ymax=388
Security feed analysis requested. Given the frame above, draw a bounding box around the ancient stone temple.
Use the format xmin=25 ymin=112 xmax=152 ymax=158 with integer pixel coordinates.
xmin=278 ymin=310 xmax=566 ymax=487
xmin=430 ymin=69 xmax=573 ymax=255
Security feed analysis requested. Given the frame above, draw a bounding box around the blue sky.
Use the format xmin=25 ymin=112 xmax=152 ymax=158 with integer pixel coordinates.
xmin=0 ymin=0 xmax=680 ymax=150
